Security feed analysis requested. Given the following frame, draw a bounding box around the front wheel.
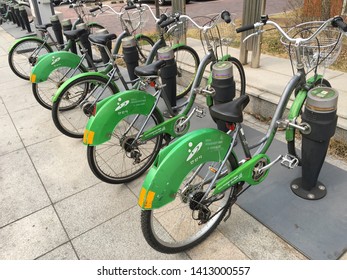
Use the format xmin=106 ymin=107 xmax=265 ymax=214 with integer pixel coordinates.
xmin=141 ymin=155 xmax=239 ymax=254
xmin=87 ymin=109 xmax=164 ymax=184
xmin=8 ymin=38 xmax=52 ymax=80
xmin=52 ymin=75 xmax=119 ymax=138
xmin=173 ymin=45 xmax=200 ymax=99
xmin=287 ymin=78 xmax=331 ymax=165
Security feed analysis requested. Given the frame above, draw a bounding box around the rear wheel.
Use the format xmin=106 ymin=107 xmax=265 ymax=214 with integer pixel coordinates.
xmin=8 ymin=38 xmax=52 ymax=80
xmin=141 ymin=154 xmax=239 ymax=253
xmin=52 ymin=75 xmax=119 ymax=138
xmin=87 ymin=109 xmax=164 ymax=184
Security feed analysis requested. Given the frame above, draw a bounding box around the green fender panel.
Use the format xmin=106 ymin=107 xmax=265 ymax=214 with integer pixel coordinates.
xmin=83 ymin=90 xmax=158 ymax=146
xmin=30 ymin=51 xmax=86 ymax=83
xmin=52 ymin=72 xmax=119 ymax=103
xmin=138 ymin=128 xmax=232 ymax=209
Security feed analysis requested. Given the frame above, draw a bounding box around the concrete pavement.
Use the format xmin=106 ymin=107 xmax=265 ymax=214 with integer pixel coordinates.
xmin=0 ymin=20 xmax=347 ymax=260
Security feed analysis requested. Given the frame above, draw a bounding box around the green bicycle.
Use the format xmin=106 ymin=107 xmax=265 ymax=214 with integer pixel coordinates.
xmin=8 ymin=0 xmax=105 ymax=81
xmin=83 ymin=10 xmax=246 ymax=184
xmin=138 ymin=16 xmax=346 ymax=253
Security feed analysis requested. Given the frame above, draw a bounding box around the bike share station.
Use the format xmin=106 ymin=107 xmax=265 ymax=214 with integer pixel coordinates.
xmin=1 ymin=0 xmax=347 ymax=260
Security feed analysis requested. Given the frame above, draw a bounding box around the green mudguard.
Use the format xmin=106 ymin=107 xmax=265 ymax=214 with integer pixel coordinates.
xmin=30 ymin=51 xmax=87 ymax=83
xmin=83 ymin=90 xmax=159 ymax=146
xmin=138 ymin=128 xmax=232 ymax=209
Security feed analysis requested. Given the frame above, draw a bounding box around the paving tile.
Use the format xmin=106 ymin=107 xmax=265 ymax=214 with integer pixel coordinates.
xmin=0 ymin=97 xmax=6 ymax=117
xmin=0 ymin=206 xmax=68 ymax=259
xmin=27 ymin=135 xmax=100 ymax=202
xmin=218 ymin=205 xmax=307 ymax=260
xmin=0 ymin=81 xmax=33 ymax=110
xmin=37 ymin=243 xmax=78 ymax=260
xmin=10 ymin=104 xmax=61 ymax=146
xmin=0 ymin=149 xmax=50 ymax=227
xmin=0 ymin=113 xmax=24 ymax=155
xmin=187 ymin=230 xmax=249 ymax=260
xmin=55 ymin=182 xmax=137 ymax=238
xmin=72 ymin=206 xmax=189 ymax=260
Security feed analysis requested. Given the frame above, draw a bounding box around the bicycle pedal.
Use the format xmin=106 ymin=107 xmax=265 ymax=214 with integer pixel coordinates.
xmin=280 ymin=154 xmax=299 ymax=169
xmin=195 ymin=107 xmax=205 ymax=118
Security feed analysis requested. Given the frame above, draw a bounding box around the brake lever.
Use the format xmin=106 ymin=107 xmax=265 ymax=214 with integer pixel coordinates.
xmin=243 ymin=30 xmax=264 ymax=43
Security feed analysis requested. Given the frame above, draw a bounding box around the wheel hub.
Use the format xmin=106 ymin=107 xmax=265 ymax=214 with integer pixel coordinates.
xmin=121 ymin=136 xmax=142 ymax=163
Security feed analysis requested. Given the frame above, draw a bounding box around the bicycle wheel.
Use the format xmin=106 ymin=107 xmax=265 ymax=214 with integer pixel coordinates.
xmin=226 ymin=56 xmax=246 ymax=97
xmin=173 ymin=45 xmax=200 ymax=99
xmin=32 ymin=65 xmax=86 ymax=110
xmin=8 ymin=38 xmax=52 ymax=80
xmin=136 ymin=35 xmax=155 ymax=65
xmin=287 ymin=78 xmax=331 ymax=165
xmin=87 ymin=109 xmax=164 ymax=184
xmin=52 ymin=75 xmax=119 ymax=138
xmin=87 ymin=23 xmax=107 ymax=63
xmin=141 ymin=154 xmax=239 ymax=254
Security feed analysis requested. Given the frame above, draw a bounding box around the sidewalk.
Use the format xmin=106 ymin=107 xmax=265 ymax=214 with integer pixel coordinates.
xmin=0 ymin=22 xmax=346 ymax=260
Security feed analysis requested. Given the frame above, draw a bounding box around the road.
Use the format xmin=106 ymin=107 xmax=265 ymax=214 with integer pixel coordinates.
xmin=54 ymin=0 xmax=293 ymax=34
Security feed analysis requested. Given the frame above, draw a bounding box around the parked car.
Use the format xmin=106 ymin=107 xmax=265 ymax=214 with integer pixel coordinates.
xmin=136 ymin=0 xmax=191 ymax=6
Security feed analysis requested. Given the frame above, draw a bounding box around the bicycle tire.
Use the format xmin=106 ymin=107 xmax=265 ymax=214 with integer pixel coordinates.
xmin=32 ymin=64 xmax=87 ymax=110
xmin=8 ymin=37 xmax=52 ymax=80
xmin=87 ymin=108 xmax=164 ymax=184
xmin=226 ymin=56 xmax=246 ymax=97
xmin=287 ymin=78 xmax=331 ymax=165
xmin=135 ymin=34 xmax=155 ymax=65
xmin=141 ymin=153 xmax=239 ymax=254
xmin=52 ymin=74 xmax=119 ymax=138
xmin=172 ymin=45 xmax=200 ymax=99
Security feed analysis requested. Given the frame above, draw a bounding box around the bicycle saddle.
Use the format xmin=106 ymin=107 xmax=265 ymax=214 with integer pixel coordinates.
xmin=134 ymin=60 xmax=166 ymax=77
xmin=35 ymin=23 xmax=52 ymax=31
xmin=209 ymin=94 xmax=250 ymax=124
xmin=63 ymin=28 xmax=88 ymax=40
xmin=89 ymin=33 xmax=116 ymax=46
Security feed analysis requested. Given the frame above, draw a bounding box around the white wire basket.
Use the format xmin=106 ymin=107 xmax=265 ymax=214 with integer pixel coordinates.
xmin=280 ymin=21 xmax=343 ymax=71
xmin=120 ymin=6 xmax=149 ymax=34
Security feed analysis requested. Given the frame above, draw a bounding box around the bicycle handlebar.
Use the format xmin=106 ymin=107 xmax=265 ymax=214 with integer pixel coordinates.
xmin=237 ymin=15 xmax=347 ymax=44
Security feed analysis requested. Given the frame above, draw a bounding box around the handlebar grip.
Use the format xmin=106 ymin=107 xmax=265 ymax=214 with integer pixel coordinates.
xmin=124 ymin=5 xmax=137 ymax=10
xmin=236 ymin=24 xmax=255 ymax=33
xmin=221 ymin=10 xmax=231 ymax=24
xmin=160 ymin=18 xmax=176 ymax=28
xmin=157 ymin=14 xmax=168 ymax=25
xmin=332 ymin=16 xmax=347 ymax=32
xmin=89 ymin=7 xmax=100 ymax=13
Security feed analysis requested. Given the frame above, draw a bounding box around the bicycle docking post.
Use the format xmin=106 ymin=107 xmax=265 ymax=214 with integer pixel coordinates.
xmin=19 ymin=6 xmax=32 ymax=33
xmin=95 ymin=29 xmax=111 ymax=64
xmin=291 ymin=87 xmax=338 ymax=200
xmin=50 ymin=15 xmax=64 ymax=49
xmin=122 ymin=36 xmax=139 ymax=84
xmin=210 ymin=61 xmax=235 ymax=132
xmin=13 ymin=4 xmax=23 ymax=29
xmin=62 ymin=19 xmax=77 ymax=54
xmin=76 ymin=23 xmax=93 ymax=67
xmin=158 ymin=46 xmax=177 ymax=108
